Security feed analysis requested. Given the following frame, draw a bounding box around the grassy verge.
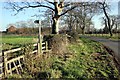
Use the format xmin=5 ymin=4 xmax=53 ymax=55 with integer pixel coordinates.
xmin=7 ymin=37 xmax=120 ymax=79
xmin=50 ymin=37 xmax=119 ymax=79
xmin=84 ymin=34 xmax=120 ymax=40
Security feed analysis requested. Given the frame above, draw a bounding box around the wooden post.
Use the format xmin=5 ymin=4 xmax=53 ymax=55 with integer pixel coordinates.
xmin=38 ymin=36 xmax=42 ymax=54
xmin=45 ymin=41 xmax=48 ymax=51
xmin=2 ymin=51 xmax=7 ymax=77
xmin=38 ymin=43 xmax=40 ymax=54
xmin=36 ymin=20 xmax=42 ymax=54
xmin=40 ymin=36 xmax=43 ymax=54
xmin=34 ymin=20 xmax=42 ymax=54
xmin=0 ymin=63 xmax=3 ymax=78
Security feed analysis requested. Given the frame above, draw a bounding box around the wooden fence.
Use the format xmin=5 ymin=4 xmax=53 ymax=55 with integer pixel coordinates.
xmin=0 ymin=41 xmax=49 ymax=78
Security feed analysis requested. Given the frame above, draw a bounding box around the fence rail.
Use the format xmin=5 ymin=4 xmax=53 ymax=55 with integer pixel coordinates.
xmin=0 ymin=41 xmax=49 ymax=78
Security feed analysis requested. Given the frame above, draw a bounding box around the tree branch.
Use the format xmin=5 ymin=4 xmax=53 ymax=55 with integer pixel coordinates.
xmin=59 ymin=6 xmax=77 ymax=17
xmin=9 ymin=2 xmax=55 ymax=14
xmin=29 ymin=4 xmax=55 ymax=11
xmin=63 ymin=3 xmax=71 ymax=7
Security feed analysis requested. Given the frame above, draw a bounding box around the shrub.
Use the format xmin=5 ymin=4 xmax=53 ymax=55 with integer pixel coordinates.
xmin=43 ymin=34 xmax=68 ymax=55
xmin=67 ymin=31 xmax=79 ymax=43
xmin=23 ymin=50 xmax=53 ymax=78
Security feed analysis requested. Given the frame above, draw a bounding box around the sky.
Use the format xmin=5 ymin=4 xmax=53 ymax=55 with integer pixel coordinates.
xmin=92 ymin=1 xmax=119 ymax=29
xmin=0 ymin=1 xmax=119 ymax=31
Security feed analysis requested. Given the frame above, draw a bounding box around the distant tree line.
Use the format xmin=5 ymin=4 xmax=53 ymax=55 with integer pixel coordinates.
xmin=5 ymin=25 xmax=51 ymax=35
xmin=85 ymin=28 xmax=120 ymax=34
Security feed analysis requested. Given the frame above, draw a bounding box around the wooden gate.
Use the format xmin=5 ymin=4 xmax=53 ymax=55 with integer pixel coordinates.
xmin=0 ymin=41 xmax=49 ymax=78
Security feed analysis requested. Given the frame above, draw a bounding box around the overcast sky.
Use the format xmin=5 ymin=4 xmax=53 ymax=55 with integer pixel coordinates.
xmin=0 ymin=1 xmax=119 ymax=31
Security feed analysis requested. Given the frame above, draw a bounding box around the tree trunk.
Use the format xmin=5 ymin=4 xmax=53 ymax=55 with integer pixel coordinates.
xmin=107 ymin=18 xmax=113 ymax=37
xmin=102 ymin=4 xmax=113 ymax=37
xmin=109 ymin=30 xmax=113 ymax=37
xmin=52 ymin=17 xmax=59 ymax=34
xmin=81 ymin=28 xmax=85 ymax=34
xmin=51 ymin=2 xmax=63 ymax=34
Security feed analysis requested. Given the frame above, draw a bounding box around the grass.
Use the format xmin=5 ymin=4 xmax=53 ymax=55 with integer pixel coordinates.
xmin=50 ymin=37 xmax=119 ymax=79
xmin=7 ymin=37 xmax=119 ymax=79
xmin=2 ymin=37 xmax=35 ymax=44
xmin=1 ymin=35 xmax=38 ymax=50
xmin=84 ymin=33 xmax=120 ymax=40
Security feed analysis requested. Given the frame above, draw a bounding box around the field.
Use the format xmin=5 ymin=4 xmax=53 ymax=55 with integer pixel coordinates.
xmin=1 ymin=35 xmax=38 ymax=50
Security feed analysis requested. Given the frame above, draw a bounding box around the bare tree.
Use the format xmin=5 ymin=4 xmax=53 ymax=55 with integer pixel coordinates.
xmin=63 ymin=2 xmax=100 ymax=34
xmin=6 ymin=0 xmax=78 ymax=34
xmin=98 ymin=1 xmax=115 ymax=36
xmin=112 ymin=15 xmax=119 ymax=34
xmin=64 ymin=10 xmax=76 ymax=31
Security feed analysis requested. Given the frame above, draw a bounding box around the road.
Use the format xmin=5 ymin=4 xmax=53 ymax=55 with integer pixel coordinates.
xmin=81 ymin=36 xmax=120 ymax=65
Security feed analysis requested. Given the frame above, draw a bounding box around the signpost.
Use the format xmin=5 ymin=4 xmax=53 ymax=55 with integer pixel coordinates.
xmin=34 ymin=20 xmax=42 ymax=54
